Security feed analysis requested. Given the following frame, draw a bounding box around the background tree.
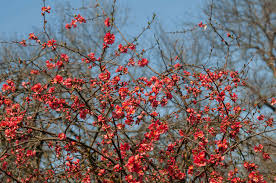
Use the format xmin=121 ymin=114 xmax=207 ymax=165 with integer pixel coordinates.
xmin=146 ymin=0 xmax=276 ymax=181
xmin=202 ymin=1 xmax=276 ymax=180
xmin=203 ymin=0 xmax=276 ymax=112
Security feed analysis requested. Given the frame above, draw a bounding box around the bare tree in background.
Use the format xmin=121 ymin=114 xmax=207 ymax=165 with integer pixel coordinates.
xmin=202 ymin=0 xmax=276 ymax=112
xmin=151 ymin=0 xmax=276 ymax=181
xmin=202 ymin=0 xmax=276 ymax=181
xmin=154 ymin=0 xmax=276 ymax=111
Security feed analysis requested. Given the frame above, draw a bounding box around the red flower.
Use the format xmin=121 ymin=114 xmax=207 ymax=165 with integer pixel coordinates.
xmin=26 ymin=150 xmax=36 ymax=157
xmin=118 ymin=44 xmax=128 ymax=53
xmin=254 ymin=144 xmax=263 ymax=153
xmin=47 ymin=39 xmax=57 ymax=50
xmin=46 ymin=60 xmax=55 ymax=69
xmin=128 ymin=43 xmax=136 ymax=50
xmin=257 ymin=115 xmax=264 ymax=121
xmin=71 ymin=19 xmax=77 ymax=28
xmin=19 ymin=40 xmax=27 ymax=47
xmin=104 ymin=32 xmax=115 ymax=45
xmin=53 ymin=75 xmax=63 ymax=84
xmin=30 ymin=70 xmax=39 ymax=75
xmin=74 ymin=14 xmax=86 ymax=24
xmin=2 ymin=161 xmax=7 ymax=170
xmin=194 ymin=130 xmax=204 ymax=140
xmin=198 ymin=21 xmax=203 ymax=27
xmin=41 ymin=6 xmax=51 ymax=15
xmin=65 ymin=14 xmax=86 ymax=29
xmin=28 ymin=33 xmax=38 ymax=40
xmin=138 ymin=58 xmax=149 ymax=67
xmin=58 ymin=133 xmax=66 ymax=140
xmin=193 ymin=151 xmax=207 ymax=167
xmin=198 ymin=21 xmax=207 ymax=29
xmin=104 ymin=17 xmax=111 ymax=27
xmin=243 ymin=162 xmax=257 ymax=171
xmin=126 ymin=154 xmax=143 ymax=174
xmin=65 ymin=24 xmax=72 ymax=29
xmin=60 ymin=53 xmax=69 ymax=62
xmin=113 ymin=164 xmax=121 ymax=172
xmin=31 ymin=83 xmax=42 ymax=93
xmin=262 ymin=152 xmax=270 ymax=160
xmin=99 ymin=70 xmax=111 ymax=81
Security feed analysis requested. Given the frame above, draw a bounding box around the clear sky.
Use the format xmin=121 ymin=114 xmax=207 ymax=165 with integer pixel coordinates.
xmin=0 ymin=0 xmax=204 ymax=39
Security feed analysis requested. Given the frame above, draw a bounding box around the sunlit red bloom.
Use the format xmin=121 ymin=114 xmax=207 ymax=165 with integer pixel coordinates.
xmin=254 ymin=144 xmax=263 ymax=153
xmin=58 ymin=133 xmax=66 ymax=140
xmin=74 ymin=14 xmax=86 ymax=23
xmin=19 ymin=40 xmax=27 ymax=47
xmin=257 ymin=115 xmax=264 ymax=121
xmin=21 ymin=82 xmax=30 ymax=88
xmin=71 ymin=19 xmax=77 ymax=28
xmin=59 ymin=53 xmax=69 ymax=64
xmin=118 ymin=44 xmax=128 ymax=53
xmin=113 ymin=164 xmax=121 ymax=172
xmin=65 ymin=24 xmax=72 ymax=29
xmin=41 ymin=6 xmax=51 ymax=15
xmin=126 ymin=154 xmax=143 ymax=175
xmin=47 ymin=39 xmax=57 ymax=50
xmin=53 ymin=75 xmax=63 ymax=84
xmin=243 ymin=162 xmax=257 ymax=171
xmin=30 ymin=70 xmax=39 ymax=75
xmin=104 ymin=32 xmax=115 ymax=45
xmin=216 ymin=139 xmax=228 ymax=152
xmin=65 ymin=14 xmax=86 ymax=29
xmin=125 ymin=175 xmax=133 ymax=182
xmin=128 ymin=43 xmax=136 ymax=50
xmin=26 ymin=150 xmax=36 ymax=157
xmin=193 ymin=151 xmax=207 ymax=167
xmin=28 ymin=33 xmax=38 ymax=40
xmin=194 ymin=130 xmax=204 ymax=140
xmin=46 ymin=60 xmax=55 ymax=69
xmin=198 ymin=21 xmax=207 ymax=29
xmin=128 ymin=58 xmax=135 ymax=66
xmin=262 ymin=152 xmax=270 ymax=160
xmin=31 ymin=83 xmax=42 ymax=93
xmin=265 ymin=118 xmax=273 ymax=127
xmin=138 ymin=58 xmax=149 ymax=67
xmin=248 ymin=171 xmax=265 ymax=183
xmin=2 ymin=161 xmax=7 ymax=170
xmin=188 ymin=165 xmax=193 ymax=175
xmin=2 ymin=80 xmax=15 ymax=92
xmin=104 ymin=17 xmax=111 ymax=27
xmin=99 ymin=71 xmax=111 ymax=81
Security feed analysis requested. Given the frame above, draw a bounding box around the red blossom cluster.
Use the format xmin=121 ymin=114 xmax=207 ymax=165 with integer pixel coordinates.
xmin=105 ymin=17 xmax=111 ymax=27
xmin=198 ymin=21 xmax=207 ymax=30
xmin=103 ymin=32 xmax=115 ymax=48
xmin=41 ymin=6 xmax=51 ymax=15
xmin=65 ymin=14 xmax=86 ymax=29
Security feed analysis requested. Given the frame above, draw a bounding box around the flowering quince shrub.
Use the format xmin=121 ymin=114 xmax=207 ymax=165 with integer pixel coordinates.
xmin=0 ymin=2 xmax=276 ymax=183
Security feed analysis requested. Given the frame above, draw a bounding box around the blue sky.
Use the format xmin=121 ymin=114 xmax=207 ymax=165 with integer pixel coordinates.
xmin=0 ymin=0 xmax=204 ymax=38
